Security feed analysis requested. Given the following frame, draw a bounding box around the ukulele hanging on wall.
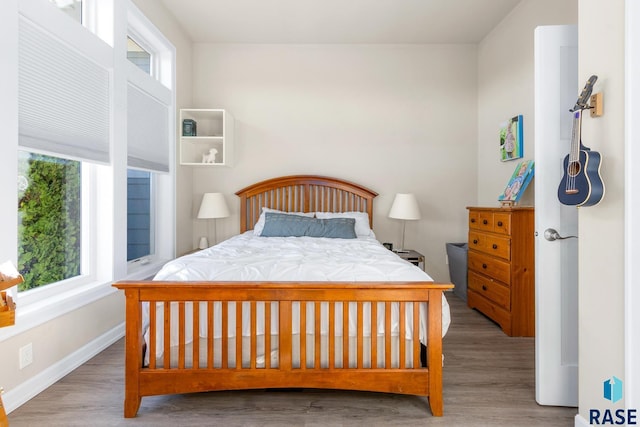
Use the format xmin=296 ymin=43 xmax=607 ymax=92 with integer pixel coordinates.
xmin=557 ymin=75 xmax=605 ymax=207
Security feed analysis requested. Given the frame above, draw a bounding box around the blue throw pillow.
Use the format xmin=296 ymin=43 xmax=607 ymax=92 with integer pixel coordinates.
xmin=260 ymin=212 xmax=357 ymax=239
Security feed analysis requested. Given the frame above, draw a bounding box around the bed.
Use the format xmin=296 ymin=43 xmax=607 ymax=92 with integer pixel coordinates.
xmin=113 ymin=175 xmax=453 ymax=418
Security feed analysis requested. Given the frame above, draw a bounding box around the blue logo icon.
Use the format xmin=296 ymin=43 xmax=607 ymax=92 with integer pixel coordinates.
xmin=604 ymin=376 xmax=623 ymax=403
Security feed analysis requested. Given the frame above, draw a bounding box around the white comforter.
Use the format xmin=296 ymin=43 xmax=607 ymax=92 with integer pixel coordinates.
xmin=150 ymin=232 xmax=451 ymax=351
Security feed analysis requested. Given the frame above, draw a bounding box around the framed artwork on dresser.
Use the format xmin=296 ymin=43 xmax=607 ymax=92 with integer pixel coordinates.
xmin=499 ymin=160 xmax=534 ymax=203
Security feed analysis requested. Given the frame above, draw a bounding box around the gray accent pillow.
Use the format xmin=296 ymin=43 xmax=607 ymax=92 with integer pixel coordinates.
xmin=260 ymin=212 xmax=357 ymax=239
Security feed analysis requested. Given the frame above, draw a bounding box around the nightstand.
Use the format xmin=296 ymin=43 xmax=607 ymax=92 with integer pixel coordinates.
xmin=394 ymin=249 xmax=425 ymax=271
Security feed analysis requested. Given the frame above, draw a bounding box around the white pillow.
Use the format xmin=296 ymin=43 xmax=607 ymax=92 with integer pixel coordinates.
xmin=253 ymin=207 xmax=314 ymax=235
xmin=315 ymin=211 xmax=373 ymax=237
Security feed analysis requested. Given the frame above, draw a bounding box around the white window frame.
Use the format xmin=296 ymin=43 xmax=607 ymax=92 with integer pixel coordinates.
xmin=125 ymin=0 xmax=175 ymax=274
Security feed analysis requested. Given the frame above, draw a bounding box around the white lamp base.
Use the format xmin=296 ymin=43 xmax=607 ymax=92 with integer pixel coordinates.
xmin=198 ymin=236 xmax=209 ymax=249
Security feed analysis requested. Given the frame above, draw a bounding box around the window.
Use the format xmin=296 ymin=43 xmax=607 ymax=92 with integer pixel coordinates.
xmin=127 ymin=36 xmax=152 ymax=74
xmin=1 ymin=0 xmax=175 ymax=341
xmin=127 ymin=169 xmax=154 ymax=261
xmin=125 ymin=5 xmax=175 ymax=271
xmin=17 ymin=152 xmax=82 ymax=291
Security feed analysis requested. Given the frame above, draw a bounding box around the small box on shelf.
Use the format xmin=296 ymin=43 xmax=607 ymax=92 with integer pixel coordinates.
xmin=182 ymin=119 xmax=197 ymax=136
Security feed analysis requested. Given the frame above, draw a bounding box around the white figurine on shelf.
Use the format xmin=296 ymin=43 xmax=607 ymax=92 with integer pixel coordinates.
xmin=202 ymin=148 xmax=218 ymax=163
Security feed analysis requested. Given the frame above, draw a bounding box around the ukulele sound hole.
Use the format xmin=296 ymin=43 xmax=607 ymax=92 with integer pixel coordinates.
xmin=568 ymin=161 xmax=582 ymax=178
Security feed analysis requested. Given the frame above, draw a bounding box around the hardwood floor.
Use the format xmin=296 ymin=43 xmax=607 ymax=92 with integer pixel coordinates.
xmin=8 ymin=294 xmax=577 ymax=426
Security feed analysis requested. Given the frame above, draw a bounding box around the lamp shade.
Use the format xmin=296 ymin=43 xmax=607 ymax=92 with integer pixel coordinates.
xmin=197 ymin=193 xmax=230 ymax=219
xmin=388 ymin=193 xmax=421 ymax=220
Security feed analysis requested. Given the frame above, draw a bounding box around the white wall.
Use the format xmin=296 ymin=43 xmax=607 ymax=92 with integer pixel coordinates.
xmin=578 ymin=0 xmax=626 ymax=420
xmin=187 ymin=43 xmax=478 ymax=281
xmin=477 ymin=0 xmax=578 ymax=205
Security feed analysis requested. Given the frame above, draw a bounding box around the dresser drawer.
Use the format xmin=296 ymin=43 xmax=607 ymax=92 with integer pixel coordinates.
xmin=476 ymin=211 xmax=495 ymax=232
xmin=468 ymin=210 xmax=512 ymax=235
xmin=468 ymin=251 xmax=511 ymax=284
xmin=468 ymin=211 xmax=481 ymax=230
xmin=469 ymin=210 xmax=499 ymax=232
xmin=493 ymin=213 xmax=511 ymax=235
xmin=468 ymin=270 xmax=510 ymax=310
xmin=468 ymin=290 xmax=512 ymax=335
xmin=468 ymin=231 xmax=511 ymax=261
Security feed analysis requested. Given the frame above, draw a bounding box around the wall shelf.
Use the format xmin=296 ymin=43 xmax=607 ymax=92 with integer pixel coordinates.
xmin=179 ymin=109 xmax=234 ymax=166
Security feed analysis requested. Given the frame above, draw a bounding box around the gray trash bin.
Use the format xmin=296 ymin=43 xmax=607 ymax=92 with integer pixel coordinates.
xmin=446 ymin=243 xmax=468 ymax=301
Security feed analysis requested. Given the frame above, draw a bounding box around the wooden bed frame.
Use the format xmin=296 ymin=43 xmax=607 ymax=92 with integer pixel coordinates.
xmin=114 ymin=175 xmax=453 ymax=418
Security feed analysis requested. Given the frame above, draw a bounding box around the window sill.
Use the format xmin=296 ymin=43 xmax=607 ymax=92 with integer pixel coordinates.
xmin=0 ymin=259 xmax=169 ymax=343
xmin=126 ymin=258 xmax=170 ymax=280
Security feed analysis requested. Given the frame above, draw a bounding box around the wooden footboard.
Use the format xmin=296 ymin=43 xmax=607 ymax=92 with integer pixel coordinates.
xmin=113 ymin=281 xmax=452 ymax=418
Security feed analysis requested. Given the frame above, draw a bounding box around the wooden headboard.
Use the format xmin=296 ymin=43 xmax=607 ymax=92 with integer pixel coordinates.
xmin=235 ymin=175 xmax=378 ymax=233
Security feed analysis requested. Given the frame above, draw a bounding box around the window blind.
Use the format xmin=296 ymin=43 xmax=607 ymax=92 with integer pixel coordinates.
xmin=18 ymin=17 xmax=110 ymax=163
xmin=127 ymin=82 xmax=170 ymax=173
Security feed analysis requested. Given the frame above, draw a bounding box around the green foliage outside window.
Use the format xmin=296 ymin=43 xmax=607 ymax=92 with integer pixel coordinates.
xmin=17 ymin=153 xmax=81 ymax=291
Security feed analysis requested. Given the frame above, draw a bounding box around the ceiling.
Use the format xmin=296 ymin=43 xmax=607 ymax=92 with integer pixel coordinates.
xmin=159 ymin=0 xmax=522 ymax=44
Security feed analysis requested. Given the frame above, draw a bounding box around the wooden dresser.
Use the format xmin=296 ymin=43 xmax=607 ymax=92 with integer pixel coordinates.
xmin=466 ymin=207 xmax=534 ymax=337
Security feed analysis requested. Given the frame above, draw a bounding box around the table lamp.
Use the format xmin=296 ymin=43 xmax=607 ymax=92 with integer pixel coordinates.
xmin=197 ymin=193 xmax=230 ymax=247
xmin=388 ymin=193 xmax=421 ymax=253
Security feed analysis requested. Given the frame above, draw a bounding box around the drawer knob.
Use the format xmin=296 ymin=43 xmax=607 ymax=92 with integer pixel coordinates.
xmin=482 ymin=285 xmax=487 ymax=291
xmin=473 ymin=239 xmax=478 ymax=245
xmin=471 ymin=218 xmax=476 ymax=223
xmin=497 ymin=221 xmax=503 ymax=227
xmin=492 ymin=244 xmax=498 ymax=249
xmin=483 ymin=219 xmax=488 ymax=225
xmin=482 ymin=263 xmax=488 ymax=269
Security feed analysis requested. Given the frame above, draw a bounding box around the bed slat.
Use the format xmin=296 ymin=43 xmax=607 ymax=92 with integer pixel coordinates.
xmin=385 ymin=302 xmax=391 ymax=369
xmin=357 ymin=302 xmax=363 ymax=369
xmin=342 ymin=302 xmax=349 ymax=369
xmin=250 ymin=301 xmax=257 ymax=369
xmin=329 ymin=301 xmax=335 ymax=369
xmin=163 ymin=302 xmax=170 ymax=369
xmin=314 ymin=301 xmax=321 ymax=369
xmin=193 ymin=303 xmax=200 ymax=369
xmin=413 ymin=302 xmax=420 ymax=369
xmin=399 ymin=302 xmax=406 ymax=369
xmin=149 ymin=301 xmax=156 ymax=370
xmin=371 ymin=301 xmax=377 ymax=369
xmin=207 ymin=301 xmax=214 ymax=369
xmin=265 ymin=302 xmax=272 ymax=369
xmin=300 ymin=302 xmax=306 ymax=369
xmin=280 ymin=301 xmax=292 ymax=370
xmin=178 ymin=302 xmax=185 ymax=369
xmin=236 ymin=302 xmax=242 ymax=369
xmin=222 ymin=302 xmax=228 ymax=369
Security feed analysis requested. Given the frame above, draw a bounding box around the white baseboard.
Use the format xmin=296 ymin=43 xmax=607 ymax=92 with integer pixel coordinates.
xmin=575 ymin=413 xmax=590 ymax=427
xmin=3 ymin=322 xmax=124 ymax=414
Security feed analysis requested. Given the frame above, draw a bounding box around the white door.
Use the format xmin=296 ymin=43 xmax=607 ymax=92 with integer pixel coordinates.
xmin=534 ymin=25 xmax=579 ymax=407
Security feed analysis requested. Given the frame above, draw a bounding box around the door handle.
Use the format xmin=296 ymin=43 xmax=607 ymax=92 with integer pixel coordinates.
xmin=543 ymin=228 xmax=578 ymax=241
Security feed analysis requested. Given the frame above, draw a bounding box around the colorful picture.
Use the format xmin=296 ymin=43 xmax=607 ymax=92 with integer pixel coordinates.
xmin=499 ymin=115 xmax=524 ymax=161
xmin=499 ymin=160 xmax=534 ymax=202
